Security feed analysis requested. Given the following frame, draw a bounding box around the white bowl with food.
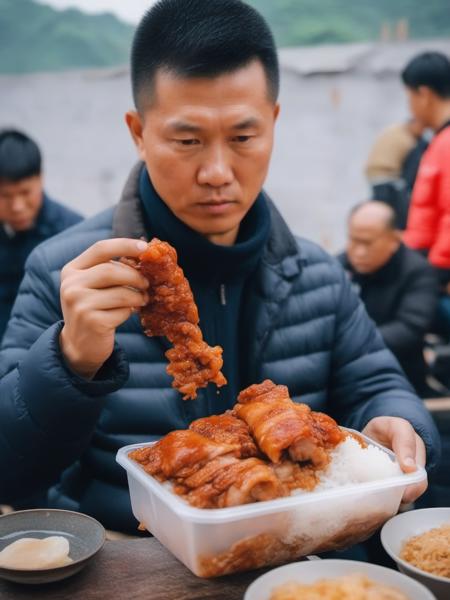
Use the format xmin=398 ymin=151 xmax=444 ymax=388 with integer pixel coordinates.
xmin=381 ymin=507 xmax=450 ymax=600
xmin=117 ymin=426 xmax=426 ymax=578
xmin=244 ymin=558 xmax=436 ymax=600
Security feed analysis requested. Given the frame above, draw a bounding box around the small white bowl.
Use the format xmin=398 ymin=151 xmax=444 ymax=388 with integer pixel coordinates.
xmin=381 ymin=507 xmax=450 ymax=600
xmin=244 ymin=558 xmax=436 ymax=600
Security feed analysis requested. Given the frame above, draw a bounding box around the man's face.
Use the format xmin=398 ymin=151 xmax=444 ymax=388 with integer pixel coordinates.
xmin=405 ymin=87 xmax=433 ymax=128
xmin=347 ymin=219 xmax=400 ymax=274
xmin=0 ymin=175 xmax=43 ymax=232
xmin=126 ymin=60 xmax=279 ymax=245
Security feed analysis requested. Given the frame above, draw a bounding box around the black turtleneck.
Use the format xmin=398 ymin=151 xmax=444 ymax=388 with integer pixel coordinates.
xmin=139 ymin=167 xmax=271 ymax=411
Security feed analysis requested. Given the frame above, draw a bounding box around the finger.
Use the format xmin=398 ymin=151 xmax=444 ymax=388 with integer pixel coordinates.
xmin=390 ymin=419 xmax=418 ymax=473
xmin=86 ymin=287 xmax=148 ymax=311
xmin=68 ymin=238 xmax=148 ymax=270
xmin=75 ymin=261 xmax=149 ymax=291
xmin=93 ymin=307 xmax=135 ymax=330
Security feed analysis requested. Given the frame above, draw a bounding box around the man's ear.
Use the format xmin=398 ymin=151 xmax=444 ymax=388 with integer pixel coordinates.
xmin=125 ymin=111 xmax=146 ymax=161
xmin=273 ymin=102 xmax=281 ymax=122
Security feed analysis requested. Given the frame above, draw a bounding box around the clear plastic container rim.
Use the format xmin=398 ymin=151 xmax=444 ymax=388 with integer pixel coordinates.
xmin=116 ymin=428 xmax=427 ymax=525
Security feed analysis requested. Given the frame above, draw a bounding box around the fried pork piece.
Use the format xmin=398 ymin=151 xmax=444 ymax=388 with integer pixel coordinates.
xmin=137 ymin=238 xmax=226 ymax=400
xmin=130 ymin=430 xmax=282 ymax=508
xmin=189 ymin=413 xmax=258 ymax=458
xmin=129 ymin=430 xmax=240 ymax=480
xmin=271 ymin=460 xmax=319 ymax=492
xmin=235 ymin=380 xmax=344 ymax=465
xmin=185 ymin=456 xmax=283 ymax=508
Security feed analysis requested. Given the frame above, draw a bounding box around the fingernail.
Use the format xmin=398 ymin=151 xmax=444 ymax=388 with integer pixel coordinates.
xmin=137 ymin=241 xmax=147 ymax=251
xmin=404 ymin=457 xmax=416 ymax=468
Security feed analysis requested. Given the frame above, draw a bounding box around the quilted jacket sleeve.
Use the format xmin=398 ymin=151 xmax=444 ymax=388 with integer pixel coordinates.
xmin=0 ymin=247 xmax=129 ymax=503
xmin=328 ymin=265 xmax=440 ymax=470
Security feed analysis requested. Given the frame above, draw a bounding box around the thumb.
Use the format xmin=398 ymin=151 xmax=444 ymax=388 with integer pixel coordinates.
xmin=391 ymin=419 xmax=417 ymax=473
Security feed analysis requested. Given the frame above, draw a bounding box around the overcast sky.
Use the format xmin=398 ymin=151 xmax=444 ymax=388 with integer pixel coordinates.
xmin=38 ymin=0 xmax=158 ymax=24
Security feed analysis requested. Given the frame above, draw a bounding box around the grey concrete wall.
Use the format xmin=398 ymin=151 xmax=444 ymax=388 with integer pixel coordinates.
xmin=2 ymin=40 xmax=450 ymax=252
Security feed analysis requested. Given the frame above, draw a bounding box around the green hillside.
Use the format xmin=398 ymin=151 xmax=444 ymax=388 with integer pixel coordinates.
xmin=0 ymin=0 xmax=133 ymax=73
xmin=1 ymin=0 xmax=449 ymax=74
xmin=250 ymin=0 xmax=450 ymax=46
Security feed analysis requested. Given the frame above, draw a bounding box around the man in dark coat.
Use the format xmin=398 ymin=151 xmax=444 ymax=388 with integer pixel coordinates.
xmin=0 ymin=0 xmax=440 ymax=533
xmin=339 ymin=201 xmax=438 ymax=396
xmin=0 ymin=129 xmax=82 ymax=341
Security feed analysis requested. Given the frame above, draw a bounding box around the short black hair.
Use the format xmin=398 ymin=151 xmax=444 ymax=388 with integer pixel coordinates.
xmin=401 ymin=51 xmax=450 ymax=98
xmin=131 ymin=0 xmax=279 ymax=111
xmin=0 ymin=129 xmax=42 ymax=182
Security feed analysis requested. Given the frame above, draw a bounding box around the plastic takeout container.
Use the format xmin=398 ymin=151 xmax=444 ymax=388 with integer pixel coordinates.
xmin=116 ymin=430 xmax=426 ymax=578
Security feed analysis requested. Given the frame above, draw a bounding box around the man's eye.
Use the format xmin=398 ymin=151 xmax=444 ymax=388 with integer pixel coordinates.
xmin=233 ymin=135 xmax=252 ymax=143
xmin=176 ymin=139 xmax=199 ymax=146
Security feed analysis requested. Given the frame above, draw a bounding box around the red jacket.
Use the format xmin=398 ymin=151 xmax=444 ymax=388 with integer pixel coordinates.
xmin=404 ymin=123 xmax=450 ymax=268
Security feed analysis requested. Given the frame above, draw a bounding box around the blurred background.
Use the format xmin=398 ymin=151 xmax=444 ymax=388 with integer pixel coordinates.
xmin=1 ymin=0 xmax=450 ymax=251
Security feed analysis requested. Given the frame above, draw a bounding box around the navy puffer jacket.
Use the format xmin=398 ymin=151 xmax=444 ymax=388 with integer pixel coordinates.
xmin=0 ymin=164 xmax=440 ymax=532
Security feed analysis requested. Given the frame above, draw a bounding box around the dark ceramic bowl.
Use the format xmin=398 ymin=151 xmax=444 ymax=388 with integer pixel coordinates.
xmin=0 ymin=509 xmax=105 ymax=584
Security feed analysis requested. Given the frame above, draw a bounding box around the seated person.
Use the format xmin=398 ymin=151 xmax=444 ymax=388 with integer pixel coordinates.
xmin=0 ymin=129 xmax=82 ymax=341
xmin=339 ymin=201 xmax=438 ymax=397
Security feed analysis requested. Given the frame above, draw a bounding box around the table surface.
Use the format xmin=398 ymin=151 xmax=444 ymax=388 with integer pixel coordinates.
xmin=0 ymin=538 xmax=268 ymax=600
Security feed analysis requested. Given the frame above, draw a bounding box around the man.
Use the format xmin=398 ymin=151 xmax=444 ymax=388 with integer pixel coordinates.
xmin=365 ymin=119 xmax=428 ymax=228
xmin=402 ymin=52 xmax=450 ymax=335
xmin=0 ymin=0 xmax=439 ymax=533
xmin=0 ymin=129 xmax=82 ymax=340
xmin=339 ymin=201 xmax=438 ymax=396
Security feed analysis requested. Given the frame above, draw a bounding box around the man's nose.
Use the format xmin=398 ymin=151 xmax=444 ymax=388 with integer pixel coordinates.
xmin=11 ymin=196 xmax=26 ymax=213
xmin=353 ymin=244 xmax=367 ymax=258
xmin=197 ymin=145 xmax=234 ymax=188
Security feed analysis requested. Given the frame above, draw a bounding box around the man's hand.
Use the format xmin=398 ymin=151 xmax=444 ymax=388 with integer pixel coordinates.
xmin=60 ymin=238 xmax=149 ymax=379
xmin=362 ymin=416 xmax=427 ymax=504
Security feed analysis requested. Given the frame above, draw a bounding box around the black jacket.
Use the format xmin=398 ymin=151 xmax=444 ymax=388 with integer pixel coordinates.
xmin=0 ymin=164 xmax=440 ymax=532
xmin=339 ymin=244 xmax=439 ymax=394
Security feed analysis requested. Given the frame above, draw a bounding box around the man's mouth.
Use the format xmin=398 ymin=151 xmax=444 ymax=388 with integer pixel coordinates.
xmin=195 ymin=199 xmax=236 ymax=214
xmin=199 ymin=199 xmax=235 ymax=205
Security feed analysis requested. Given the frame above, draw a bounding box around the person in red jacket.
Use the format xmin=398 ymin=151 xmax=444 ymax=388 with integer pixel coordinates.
xmin=402 ymin=52 xmax=450 ymax=338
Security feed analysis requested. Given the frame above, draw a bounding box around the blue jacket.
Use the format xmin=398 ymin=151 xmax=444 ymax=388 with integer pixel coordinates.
xmin=0 ymin=164 xmax=440 ymax=532
xmin=0 ymin=194 xmax=82 ymax=340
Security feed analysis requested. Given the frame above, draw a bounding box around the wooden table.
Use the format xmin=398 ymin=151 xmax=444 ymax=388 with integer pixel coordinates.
xmin=0 ymin=538 xmax=266 ymax=599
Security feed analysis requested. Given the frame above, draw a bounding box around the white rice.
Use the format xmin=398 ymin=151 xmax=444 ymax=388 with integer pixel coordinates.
xmin=290 ymin=437 xmax=402 ymax=496
xmin=316 ymin=436 xmax=402 ymax=490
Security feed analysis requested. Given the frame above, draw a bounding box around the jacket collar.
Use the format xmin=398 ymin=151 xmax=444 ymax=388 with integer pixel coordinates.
xmin=112 ymin=162 xmax=300 ymax=276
